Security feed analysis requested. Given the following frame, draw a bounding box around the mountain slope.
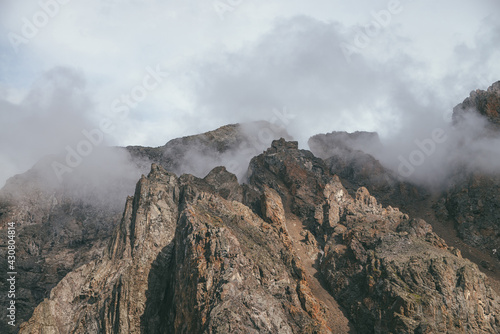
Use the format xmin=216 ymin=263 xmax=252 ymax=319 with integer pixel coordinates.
xmin=0 ymin=121 xmax=291 ymax=333
xmin=20 ymin=139 xmax=500 ymax=333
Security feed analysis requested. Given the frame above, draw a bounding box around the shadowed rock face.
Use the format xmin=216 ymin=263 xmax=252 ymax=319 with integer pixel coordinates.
xmin=308 ymin=131 xmax=382 ymax=160
xmin=0 ymin=121 xmax=291 ymax=333
xmin=0 ymin=154 xmax=127 ymax=334
xmin=20 ymin=139 xmax=500 ymax=334
xmin=3 ymin=98 xmax=500 ymax=333
xmin=319 ymin=184 xmax=499 ymax=333
xmin=444 ymin=174 xmax=500 ymax=257
xmin=308 ymin=131 xmax=425 ymax=211
xmin=19 ymin=164 xmax=333 ymax=334
xmin=444 ymin=82 xmax=500 ymax=260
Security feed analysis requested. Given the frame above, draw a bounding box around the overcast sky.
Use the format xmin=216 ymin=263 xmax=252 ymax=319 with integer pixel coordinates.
xmin=0 ymin=0 xmax=499 ymax=186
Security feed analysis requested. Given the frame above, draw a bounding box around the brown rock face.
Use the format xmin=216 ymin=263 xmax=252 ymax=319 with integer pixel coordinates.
xmin=19 ymin=164 xmax=179 ymax=333
xmin=453 ymin=81 xmax=500 ymax=128
xmin=8 ymin=133 xmax=500 ymax=333
xmin=126 ymin=121 xmax=293 ymax=180
xmin=20 ymin=163 xmax=333 ymax=333
xmin=308 ymin=131 xmax=425 ymax=210
xmin=0 ymin=154 xmax=130 ymax=334
xmin=443 ymin=81 xmax=500 ymax=261
xmin=320 ymin=184 xmax=500 ymax=333
xmin=248 ymin=139 xmax=500 ymax=333
xmin=444 ymin=174 xmax=500 ymax=258
xmin=0 ymin=122 xmax=290 ymax=333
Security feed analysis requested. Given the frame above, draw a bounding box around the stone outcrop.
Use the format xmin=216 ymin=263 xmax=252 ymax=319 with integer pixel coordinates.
xmin=444 ymin=174 xmax=500 ymax=260
xmin=320 ymin=181 xmax=499 ymax=333
xmin=126 ymin=121 xmax=292 ymax=180
xmin=0 ymin=155 xmax=128 ymax=334
xmin=308 ymin=132 xmax=425 ymax=210
xmin=3 ymin=113 xmax=500 ymax=333
xmin=443 ymin=81 xmax=500 ymax=260
xmin=248 ymin=138 xmax=500 ymax=333
xmin=0 ymin=122 xmax=290 ymax=333
xmin=20 ymin=163 xmax=333 ymax=333
xmin=453 ymin=81 xmax=500 ymax=128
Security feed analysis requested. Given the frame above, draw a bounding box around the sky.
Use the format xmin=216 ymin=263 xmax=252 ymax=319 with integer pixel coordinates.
xmin=0 ymin=0 xmax=499 ymax=187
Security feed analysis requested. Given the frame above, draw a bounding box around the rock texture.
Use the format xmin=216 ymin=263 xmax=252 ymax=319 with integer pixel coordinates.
xmin=308 ymin=83 xmax=500 ymax=285
xmin=444 ymin=81 xmax=500 ymax=260
xmin=126 ymin=121 xmax=292 ymax=181
xmin=0 ymin=122 xmax=290 ymax=333
xmin=0 ymin=154 xmax=129 ymax=334
xmin=20 ymin=164 xmax=334 ymax=333
xmin=3 ymin=89 xmax=500 ymax=333
xmin=249 ymin=139 xmax=500 ymax=333
xmin=320 ymin=182 xmax=499 ymax=333
xmin=308 ymin=132 xmax=425 ymax=211
xmin=11 ymin=138 xmax=500 ymax=333
xmin=444 ymin=174 xmax=500 ymax=259
xmin=453 ymin=81 xmax=500 ymax=128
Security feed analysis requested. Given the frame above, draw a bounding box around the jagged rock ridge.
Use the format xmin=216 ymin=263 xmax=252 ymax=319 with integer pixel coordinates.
xmin=2 ymin=83 xmax=500 ymax=332
xmin=0 ymin=121 xmax=291 ymax=333
xmin=20 ymin=139 xmax=500 ymax=333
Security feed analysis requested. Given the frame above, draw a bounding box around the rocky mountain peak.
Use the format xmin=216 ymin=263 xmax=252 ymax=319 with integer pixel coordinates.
xmin=3 ymin=116 xmax=500 ymax=333
xmin=453 ymin=81 xmax=500 ymax=128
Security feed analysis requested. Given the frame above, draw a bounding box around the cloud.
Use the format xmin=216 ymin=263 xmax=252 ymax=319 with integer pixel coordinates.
xmin=0 ymin=67 xmax=97 ymax=186
xmin=190 ymin=16 xmax=406 ymax=143
xmin=185 ymin=14 xmax=500 ymax=190
xmin=0 ymin=1 xmax=499 ymax=191
xmin=0 ymin=67 xmax=144 ymax=202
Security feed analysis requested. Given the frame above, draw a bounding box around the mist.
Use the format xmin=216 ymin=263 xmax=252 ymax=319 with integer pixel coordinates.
xmin=0 ymin=67 xmax=95 ymax=187
xmin=0 ymin=67 xmax=146 ymax=210
xmin=1 ymin=2 xmax=499 ymax=197
xmin=139 ymin=121 xmax=293 ymax=183
xmin=185 ymin=15 xmax=500 ymax=190
xmin=372 ymin=107 xmax=500 ymax=190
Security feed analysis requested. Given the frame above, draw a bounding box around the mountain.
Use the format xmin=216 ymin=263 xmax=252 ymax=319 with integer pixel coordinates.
xmin=444 ymin=82 xmax=500 ymax=259
xmin=2 ymin=83 xmax=500 ymax=333
xmin=0 ymin=121 xmax=291 ymax=333
xmin=453 ymin=81 xmax=500 ymax=129
xmin=18 ymin=139 xmax=500 ymax=333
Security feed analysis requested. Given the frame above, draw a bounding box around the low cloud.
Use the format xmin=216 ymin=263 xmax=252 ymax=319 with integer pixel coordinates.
xmin=0 ymin=67 xmax=97 ymax=187
xmin=0 ymin=67 xmax=144 ymax=210
xmin=1 ymin=6 xmax=499 ymax=195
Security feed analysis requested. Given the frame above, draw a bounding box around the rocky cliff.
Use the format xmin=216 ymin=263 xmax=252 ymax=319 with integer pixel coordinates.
xmin=453 ymin=81 xmax=500 ymax=129
xmin=0 ymin=122 xmax=291 ymax=333
xmin=19 ymin=139 xmax=500 ymax=333
xmin=308 ymin=131 xmax=425 ymax=210
xmin=3 ymin=86 xmax=500 ymax=332
xmin=443 ymin=82 xmax=500 ymax=261
xmin=20 ymin=163 xmax=338 ymax=333
xmin=307 ymin=82 xmax=500 ymax=289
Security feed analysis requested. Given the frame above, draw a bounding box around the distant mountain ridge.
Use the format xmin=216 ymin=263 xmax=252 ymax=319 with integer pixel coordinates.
xmin=1 ymin=83 xmax=500 ymax=333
